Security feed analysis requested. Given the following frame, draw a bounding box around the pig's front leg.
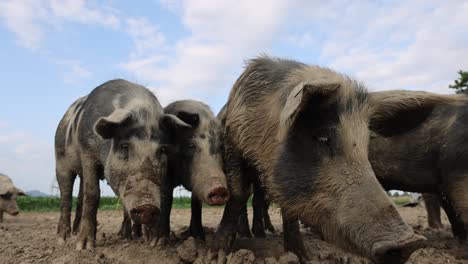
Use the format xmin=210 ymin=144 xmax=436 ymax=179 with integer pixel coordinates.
xmin=151 ymin=188 xmax=173 ymax=247
xmin=283 ymin=211 xmax=309 ymax=263
xmin=181 ymin=197 xmax=205 ymax=240
xmin=75 ymin=160 xmax=101 ymax=250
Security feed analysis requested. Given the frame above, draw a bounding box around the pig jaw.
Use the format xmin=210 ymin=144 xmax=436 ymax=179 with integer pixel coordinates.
xmin=274 ymin=156 xmax=424 ymax=263
xmin=190 ymin=156 xmax=229 ymax=206
xmin=317 ymin=172 xmax=425 ymax=264
xmin=0 ymin=197 xmax=20 ymax=216
xmin=119 ymin=179 xmax=161 ymax=225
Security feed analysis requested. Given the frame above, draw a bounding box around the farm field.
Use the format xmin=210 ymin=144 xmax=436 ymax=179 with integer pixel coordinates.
xmin=0 ymin=204 xmax=467 ymax=264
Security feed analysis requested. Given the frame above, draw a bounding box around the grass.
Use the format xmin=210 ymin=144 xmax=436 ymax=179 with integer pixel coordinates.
xmin=17 ymin=196 xmax=253 ymax=212
xmin=18 ymin=195 xmax=408 ymax=212
xmin=391 ymin=196 xmax=412 ymax=206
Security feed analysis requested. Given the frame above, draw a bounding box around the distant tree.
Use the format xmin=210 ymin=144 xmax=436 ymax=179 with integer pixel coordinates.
xmin=449 ymin=70 xmax=468 ymax=94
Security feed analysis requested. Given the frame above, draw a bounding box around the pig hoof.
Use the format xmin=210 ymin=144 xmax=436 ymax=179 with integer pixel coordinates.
xmin=76 ymin=237 xmax=95 ymax=250
xmin=157 ymin=237 xmax=168 ymax=248
xmin=57 ymin=237 xmax=66 ymax=246
xmin=150 ymin=238 xmax=157 ymax=247
xmin=181 ymin=227 xmax=206 ymax=241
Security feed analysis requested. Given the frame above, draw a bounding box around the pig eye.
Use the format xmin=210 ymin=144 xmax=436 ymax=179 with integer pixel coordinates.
xmin=120 ymin=143 xmax=129 ymax=160
xmin=187 ymin=143 xmax=196 ymax=150
xmin=158 ymin=145 xmax=168 ymax=155
xmin=317 ymin=137 xmax=329 ymax=143
xmin=0 ymin=192 xmax=12 ymax=200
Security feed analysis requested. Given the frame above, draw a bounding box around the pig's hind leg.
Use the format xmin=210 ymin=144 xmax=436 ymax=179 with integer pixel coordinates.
xmin=56 ymin=168 xmax=77 ymax=245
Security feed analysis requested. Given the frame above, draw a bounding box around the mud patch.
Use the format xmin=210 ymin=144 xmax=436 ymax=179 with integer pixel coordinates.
xmin=0 ymin=206 xmax=466 ymax=264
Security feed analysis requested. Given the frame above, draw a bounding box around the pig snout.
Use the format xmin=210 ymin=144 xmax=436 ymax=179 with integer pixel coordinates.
xmin=371 ymin=234 xmax=426 ymax=264
xmin=10 ymin=211 xmax=19 ymax=216
xmin=207 ymin=185 xmax=229 ymax=206
xmin=130 ymin=204 xmax=160 ymax=225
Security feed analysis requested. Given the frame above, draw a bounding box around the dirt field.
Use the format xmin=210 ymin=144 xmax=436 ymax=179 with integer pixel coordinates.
xmin=0 ymin=205 xmax=467 ymax=264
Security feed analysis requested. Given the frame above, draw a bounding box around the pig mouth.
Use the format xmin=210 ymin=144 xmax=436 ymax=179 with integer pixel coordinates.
xmin=130 ymin=204 xmax=160 ymax=225
xmin=10 ymin=211 xmax=19 ymax=216
xmin=207 ymin=187 xmax=229 ymax=206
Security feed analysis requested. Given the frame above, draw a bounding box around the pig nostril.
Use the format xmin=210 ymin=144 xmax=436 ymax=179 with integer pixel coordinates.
xmin=386 ymin=249 xmax=401 ymax=257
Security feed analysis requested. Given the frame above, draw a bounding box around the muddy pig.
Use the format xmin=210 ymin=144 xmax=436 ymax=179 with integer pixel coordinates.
xmin=149 ymin=100 xmax=228 ymax=246
xmin=209 ymin=56 xmax=427 ymax=264
xmin=368 ymin=90 xmax=468 ymax=240
xmin=0 ymin=173 xmax=26 ymax=222
xmin=55 ymin=79 xmax=186 ymax=250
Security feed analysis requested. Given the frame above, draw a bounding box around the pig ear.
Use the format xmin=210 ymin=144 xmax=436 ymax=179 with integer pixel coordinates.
xmin=94 ymin=109 xmax=133 ymax=139
xmin=278 ymin=80 xmax=340 ymax=140
xmin=160 ymin=114 xmax=192 ymax=134
xmin=176 ymin=111 xmax=200 ymax=128
xmin=16 ymin=188 xmax=26 ymax=196
xmin=369 ymin=90 xmax=459 ymax=137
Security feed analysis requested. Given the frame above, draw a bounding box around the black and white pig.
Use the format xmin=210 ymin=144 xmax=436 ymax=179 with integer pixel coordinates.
xmin=54 ymin=79 xmax=186 ymax=250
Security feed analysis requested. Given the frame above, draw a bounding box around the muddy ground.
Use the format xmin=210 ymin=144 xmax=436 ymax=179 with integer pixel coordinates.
xmin=0 ymin=205 xmax=467 ymax=264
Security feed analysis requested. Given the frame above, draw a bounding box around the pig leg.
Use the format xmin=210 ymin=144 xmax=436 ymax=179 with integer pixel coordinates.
xmin=133 ymin=222 xmax=142 ymax=239
xmin=151 ymin=187 xmax=173 ymax=247
xmin=118 ymin=209 xmax=133 ymax=240
xmin=440 ymin=193 xmax=466 ymax=241
xmin=252 ymin=182 xmax=267 ymax=238
xmin=423 ymin=193 xmax=443 ymax=229
xmin=446 ymin=176 xmax=468 ymax=241
xmin=264 ymin=201 xmax=275 ymax=233
xmin=208 ymin=144 xmax=250 ymax=263
xmin=76 ymin=159 xmax=101 ymax=250
xmin=57 ymin=169 xmax=77 ymax=244
xmin=181 ymin=197 xmax=205 ymax=240
xmin=0 ymin=210 xmax=3 ymax=223
xmin=72 ymin=177 xmax=83 ymax=235
xmin=237 ymin=204 xmax=252 ymax=238
xmin=282 ymin=211 xmax=309 ymax=262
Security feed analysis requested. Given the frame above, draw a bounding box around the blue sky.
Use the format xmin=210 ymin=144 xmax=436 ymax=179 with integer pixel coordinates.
xmin=0 ymin=0 xmax=467 ymax=196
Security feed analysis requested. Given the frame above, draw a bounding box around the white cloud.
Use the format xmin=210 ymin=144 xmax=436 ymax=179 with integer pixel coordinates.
xmin=121 ymin=0 xmax=291 ymax=106
xmin=314 ymin=1 xmax=468 ymax=93
xmin=52 ymin=59 xmax=92 ymax=84
xmin=0 ymin=0 xmax=49 ymax=50
xmin=48 ymin=0 xmax=119 ymax=29
xmin=124 ymin=17 xmax=166 ymax=58
xmin=0 ymin=132 xmax=28 ymax=144
xmin=0 ymin=0 xmax=120 ymax=50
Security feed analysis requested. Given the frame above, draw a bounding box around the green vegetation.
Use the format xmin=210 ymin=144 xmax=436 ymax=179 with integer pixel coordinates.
xmin=391 ymin=196 xmax=412 ymax=206
xmin=18 ymin=195 xmax=409 ymax=212
xmin=17 ymin=196 xmax=253 ymax=212
xmin=449 ymin=70 xmax=468 ymax=94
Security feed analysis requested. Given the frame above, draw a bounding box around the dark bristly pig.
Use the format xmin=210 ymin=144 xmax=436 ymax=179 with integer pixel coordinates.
xmin=150 ymin=100 xmax=228 ymax=246
xmin=209 ymin=56 xmax=426 ymax=264
xmin=368 ymin=90 xmax=468 ymax=240
xmin=0 ymin=173 xmax=26 ymax=222
xmin=54 ymin=79 xmax=185 ymax=250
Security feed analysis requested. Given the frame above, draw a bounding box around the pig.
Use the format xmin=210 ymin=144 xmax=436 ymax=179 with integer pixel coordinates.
xmin=209 ymin=56 xmax=428 ymax=264
xmin=151 ymin=100 xmax=228 ymax=246
xmin=368 ymin=90 xmax=468 ymax=241
xmin=55 ymin=79 xmax=187 ymax=249
xmin=0 ymin=173 xmax=26 ymax=222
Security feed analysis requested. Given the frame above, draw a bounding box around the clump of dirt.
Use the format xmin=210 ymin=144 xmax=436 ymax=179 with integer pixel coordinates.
xmin=226 ymin=249 xmax=256 ymax=264
xmin=278 ymin=252 xmax=299 ymax=264
xmin=177 ymin=237 xmax=198 ymax=263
